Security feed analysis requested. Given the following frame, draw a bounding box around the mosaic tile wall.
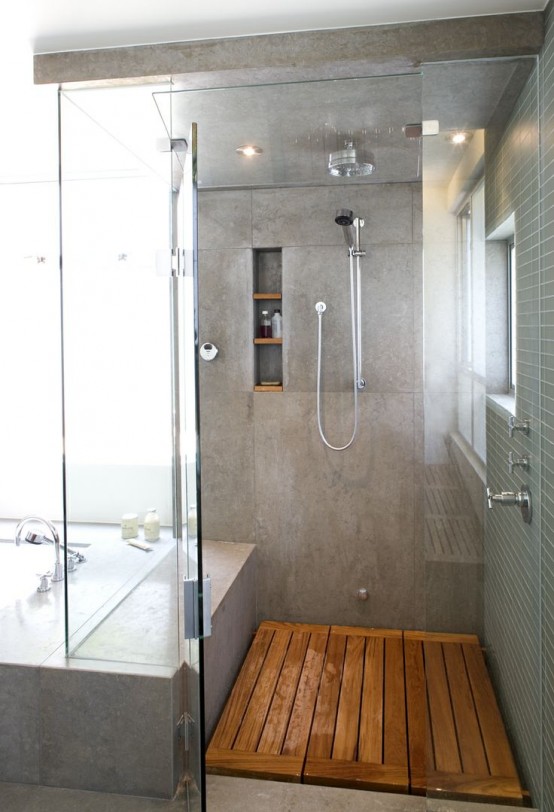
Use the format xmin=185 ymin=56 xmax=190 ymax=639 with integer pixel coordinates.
xmin=484 ymin=5 xmax=554 ymax=807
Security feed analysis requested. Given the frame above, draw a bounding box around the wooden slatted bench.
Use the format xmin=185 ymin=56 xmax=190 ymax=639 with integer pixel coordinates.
xmin=206 ymin=621 xmax=525 ymax=805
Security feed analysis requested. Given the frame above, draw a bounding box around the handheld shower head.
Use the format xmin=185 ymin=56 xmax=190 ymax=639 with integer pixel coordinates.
xmin=335 ymin=208 xmax=362 ymax=251
xmin=335 ymin=209 xmax=354 ymax=227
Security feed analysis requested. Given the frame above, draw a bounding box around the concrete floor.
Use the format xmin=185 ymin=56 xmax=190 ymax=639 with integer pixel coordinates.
xmin=0 ymin=777 xmax=537 ymax=812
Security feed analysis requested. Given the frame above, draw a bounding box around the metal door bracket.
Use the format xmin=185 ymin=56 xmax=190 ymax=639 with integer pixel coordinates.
xmin=183 ymin=576 xmax=212 ymax=640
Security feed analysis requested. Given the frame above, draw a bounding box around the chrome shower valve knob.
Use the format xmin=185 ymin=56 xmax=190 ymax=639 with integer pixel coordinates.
xmin=486 ymin=485 xmax=532 ymax=524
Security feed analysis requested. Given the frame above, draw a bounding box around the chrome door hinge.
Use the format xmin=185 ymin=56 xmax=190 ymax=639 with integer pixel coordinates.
xmin=183 ymin=576 xmax=212 ymax=640
xmin=171 ymin=248 xmax=186 ymax=277
xmin=155 ymin=247 xmax=186 ymax=277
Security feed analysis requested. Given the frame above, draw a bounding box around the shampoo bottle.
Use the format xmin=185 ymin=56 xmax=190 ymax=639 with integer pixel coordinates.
xmin=271 ymin=308 xmax=282 ymax=338
xmin=144 ymin=508 xmax=160 ymax=542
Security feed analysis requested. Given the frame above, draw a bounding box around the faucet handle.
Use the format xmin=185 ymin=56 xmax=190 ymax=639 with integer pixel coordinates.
xmin=36 ymin=573 xmax=51 ymax=593
xmin=508 ymin=415 xmax=530 ymax=437
xmin=508 ymin=451 xmax=529 ymax=474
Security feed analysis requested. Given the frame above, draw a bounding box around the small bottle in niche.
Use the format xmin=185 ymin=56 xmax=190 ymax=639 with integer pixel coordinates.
xmin=259 ymin=310 xmax=272 ymax=338
xmin=271 ymin=308 xmax=282 ymax=338
xmin=144 ymin=508 xmax=160 ymax=542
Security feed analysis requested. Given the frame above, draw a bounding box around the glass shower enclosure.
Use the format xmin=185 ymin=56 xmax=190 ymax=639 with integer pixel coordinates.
xmin=58 ymin=84 xmax=205 ymax=807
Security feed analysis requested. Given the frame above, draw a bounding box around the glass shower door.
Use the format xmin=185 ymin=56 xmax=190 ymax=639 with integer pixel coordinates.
xmin=171 ymin=122 xmax=206 ymax=810
xmin=58 ymin=85 xmax=204 ymax=808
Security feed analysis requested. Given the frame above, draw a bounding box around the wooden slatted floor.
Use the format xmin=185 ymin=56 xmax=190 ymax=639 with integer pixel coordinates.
xmin=207 ymin=621 xmax=525 ymax=806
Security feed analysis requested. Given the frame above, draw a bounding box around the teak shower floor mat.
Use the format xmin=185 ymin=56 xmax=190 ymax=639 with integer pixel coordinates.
xmin=206 ymin=621 xmax=526 ymax=806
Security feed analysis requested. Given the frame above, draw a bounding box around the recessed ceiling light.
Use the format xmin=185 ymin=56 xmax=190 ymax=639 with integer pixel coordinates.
xmin=236 ymin=144 xmax=263 ymax=157
xmin=450 ymin=131 xmax=468 ymax=144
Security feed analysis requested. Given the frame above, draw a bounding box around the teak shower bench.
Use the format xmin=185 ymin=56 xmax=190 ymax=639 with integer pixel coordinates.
xmin=206 ymin=621 xmax=526 ymax=805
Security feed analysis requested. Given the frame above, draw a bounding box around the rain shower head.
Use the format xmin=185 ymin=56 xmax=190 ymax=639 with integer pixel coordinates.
xmin=328 ymin=140 xmax=375 ymax=178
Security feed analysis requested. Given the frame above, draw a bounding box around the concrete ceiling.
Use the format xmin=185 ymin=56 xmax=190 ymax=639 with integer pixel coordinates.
xmin=21 ymin=0 xmax=547 ymax=54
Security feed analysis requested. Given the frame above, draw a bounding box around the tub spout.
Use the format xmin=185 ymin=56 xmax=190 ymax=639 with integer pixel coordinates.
xmin=14 ymin=516 xmax=64 ymax=582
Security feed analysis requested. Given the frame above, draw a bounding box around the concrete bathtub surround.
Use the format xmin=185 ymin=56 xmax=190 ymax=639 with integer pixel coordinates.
xmin=0 ymin=540 xmax=256 ymax=797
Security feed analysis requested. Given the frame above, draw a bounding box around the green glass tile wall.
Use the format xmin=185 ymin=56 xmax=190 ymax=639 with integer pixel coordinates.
xmin=541 ymin=3 xmax=554 ymax=811
xmin=484 ymin=56 xmax=542 ymax=806
xmin=485 ymin=3 xmax=554 ymax=809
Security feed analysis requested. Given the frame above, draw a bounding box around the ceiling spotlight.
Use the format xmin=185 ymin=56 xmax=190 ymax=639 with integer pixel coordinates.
xmin=236 ymin=144 xmax=263 ymax=157
xmin=450 ymin=132 xmax=468 ymax=145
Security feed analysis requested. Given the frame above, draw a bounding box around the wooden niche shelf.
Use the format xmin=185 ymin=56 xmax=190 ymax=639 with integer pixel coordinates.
xmin=253 ymin=249 xmax=283 ymax=392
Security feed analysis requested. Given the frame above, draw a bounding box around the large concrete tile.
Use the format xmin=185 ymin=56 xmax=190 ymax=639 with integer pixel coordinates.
xmin=253 ymin=392 xmax=419 ymax=628
xmin=208 ymin=776 xmax=426 ymax=811
xmin=198 ymin=190 xmax=252 ymax=249
xmin=0 ymin=665 xmax=40 ymax=784
xmin=198 ymin=248 xmax=253 ymax=393
xmin=0 ymin=782 xmax=185 ymax=811
xmin=283 ymin=243 xmax=416 ymax=393
xmin=282 ymin=244 xmax=351 ymax=393
xmin=199 ymin=392 xmax=255 ymax=543
xmin=252 ymin=184 xmax=414 ymax=248
xmin=39 ymin=668 xmax=175 ymax=798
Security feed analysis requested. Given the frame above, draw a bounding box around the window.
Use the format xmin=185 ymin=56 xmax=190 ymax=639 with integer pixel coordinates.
xmin=459 ymin=202 xmax=472 ymax=368
xmin=456 ymin=181 xmax=486 ymax=462
xmin=508 ymin=240 xmax=517 ymax=391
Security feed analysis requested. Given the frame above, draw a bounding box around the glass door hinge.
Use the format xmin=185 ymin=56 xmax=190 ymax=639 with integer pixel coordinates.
xmin=171 ymin=248 xmax=186 ymax=276
xmin=155 ymin=248 xmax=186 ymax=277
xmin=183 ymin=576 xmax=212 ymax=640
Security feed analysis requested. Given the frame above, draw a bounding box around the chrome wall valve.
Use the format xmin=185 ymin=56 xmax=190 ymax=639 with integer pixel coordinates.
xmin=508 ymin=415 xmax=530 ymax=437
xmin=486 ymin=485 xmax=532 ymax=524
xmin=508 ymin=451 xmax=530 ymax=474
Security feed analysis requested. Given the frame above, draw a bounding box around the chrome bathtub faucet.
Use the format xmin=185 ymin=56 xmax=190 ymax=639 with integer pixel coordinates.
xmin=24 ymin=530 xmax=86 ymax=567
xmin=14 ymin=516 xmax=64 ymax=583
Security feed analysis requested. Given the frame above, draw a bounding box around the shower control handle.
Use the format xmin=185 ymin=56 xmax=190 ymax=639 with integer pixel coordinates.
xmin=508 ymin=451 xmax=529 ymax=474
xmin=508 ymin=415 xmax=530 ymax=437
xmin=486 ymin=485 xmax=532 ymax=524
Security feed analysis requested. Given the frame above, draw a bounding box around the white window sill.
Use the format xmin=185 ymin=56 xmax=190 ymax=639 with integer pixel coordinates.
xmin=487 ymin=393 xmax=516 ymax=417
